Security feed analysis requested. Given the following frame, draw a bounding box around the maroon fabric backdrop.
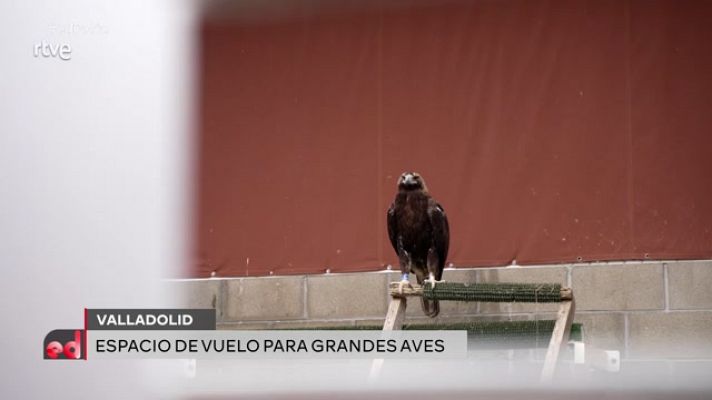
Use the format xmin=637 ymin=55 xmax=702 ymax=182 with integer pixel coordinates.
xmin=194 ymin=0 xmax=712 ymax=277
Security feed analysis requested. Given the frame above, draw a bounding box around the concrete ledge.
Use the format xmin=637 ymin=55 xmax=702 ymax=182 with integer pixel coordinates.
xmin=572 ymin=263 xmax=664 ymax=311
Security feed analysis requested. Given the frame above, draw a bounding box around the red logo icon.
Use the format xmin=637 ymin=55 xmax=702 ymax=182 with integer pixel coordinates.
xmin=44 ymin=329 xmax=85 ymax=360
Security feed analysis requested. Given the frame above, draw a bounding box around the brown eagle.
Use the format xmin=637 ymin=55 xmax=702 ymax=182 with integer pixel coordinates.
xmin=387 ymin=172 xmax=450 ymax=317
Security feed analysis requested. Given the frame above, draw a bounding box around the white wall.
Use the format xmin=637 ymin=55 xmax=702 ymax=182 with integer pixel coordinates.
xmin=0 ymin=1 xmax=196 ymax=398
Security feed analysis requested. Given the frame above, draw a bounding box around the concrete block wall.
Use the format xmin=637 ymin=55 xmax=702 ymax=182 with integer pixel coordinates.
xmin=168 ymin=260 xmax=712 ymax=361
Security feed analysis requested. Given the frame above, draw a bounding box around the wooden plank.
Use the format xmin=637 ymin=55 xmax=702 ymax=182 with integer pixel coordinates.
xmin=382 ymin=297 xmax=407 ymax=330
xmin=387 ymin=282 xmax=573 ymax=301
xmin=373 ymin=298 xmax=407 ymax=383
xmin=560 ymin=287 xmax=573 ymax=301
xmin=388 ymin=282 xmax=424 ymax=298
xmin=540 ymin=296 xmax=576 ymax=382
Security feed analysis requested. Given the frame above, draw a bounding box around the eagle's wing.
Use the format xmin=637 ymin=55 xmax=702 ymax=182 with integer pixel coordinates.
xmin=387 ymin=202 xmax=399 ymax=254
xmin=428 ymin=200 xmax=450 ymax=275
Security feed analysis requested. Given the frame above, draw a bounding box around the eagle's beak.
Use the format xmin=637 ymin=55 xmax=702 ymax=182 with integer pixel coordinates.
xmin=402 ymin=174 xmax=416 ymax=185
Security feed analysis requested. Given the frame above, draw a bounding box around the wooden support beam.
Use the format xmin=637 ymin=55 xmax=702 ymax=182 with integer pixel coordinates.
xmin=382 ymin=297 xmax=407 ymax=330
xmin=540 ymin=294 xmax=576 ymax=382
xmin=560 ymin=287 xmax=573 ymax=301
xmin=388 ymin=282 xmax=423 ymax=298
xmin=388 ymin=282 xmax=573 ymax=301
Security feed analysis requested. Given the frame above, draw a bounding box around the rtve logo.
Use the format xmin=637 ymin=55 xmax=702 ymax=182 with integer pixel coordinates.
xmin=44 ymin=329 xmax=86 ymax=360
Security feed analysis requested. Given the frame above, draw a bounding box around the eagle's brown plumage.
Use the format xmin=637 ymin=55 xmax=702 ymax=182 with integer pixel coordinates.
xmin=387 ymin=172 xmax=450 ymax=317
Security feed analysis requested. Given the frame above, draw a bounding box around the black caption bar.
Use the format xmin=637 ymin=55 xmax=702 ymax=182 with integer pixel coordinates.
xmin=87 ymin=309 xmax=216 ymax=330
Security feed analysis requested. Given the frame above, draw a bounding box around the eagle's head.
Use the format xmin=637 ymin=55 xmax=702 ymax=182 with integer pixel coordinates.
xmin=397 ymin=172 xmax=428 ymax=192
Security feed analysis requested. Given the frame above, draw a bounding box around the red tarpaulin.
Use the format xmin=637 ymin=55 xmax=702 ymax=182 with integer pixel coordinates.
xmin=194 ymin=0 xmax=712 ymax=277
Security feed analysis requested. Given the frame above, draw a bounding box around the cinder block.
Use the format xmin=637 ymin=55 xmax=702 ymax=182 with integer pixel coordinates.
xmin=628 ymin=311 xmax=712 ymax=358
xmin=223 ymin=277 xmax=305 ymax=321
xmin=307 ymin=273 xmax=388 ymax=319
xmin=573 ymin=312 xmax=626 ymax=350
xmin=572 ymin=263 xmax=664 ymax=311
xmin=668 ymin=261 xmax=712 ymax=310
xmin=166 ymin=279 xmax=222 ymax=318
xmin=477 ymin=266 xmax=568 ymax=314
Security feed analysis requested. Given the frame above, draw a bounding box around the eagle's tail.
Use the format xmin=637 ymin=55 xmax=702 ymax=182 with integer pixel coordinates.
xmin=420 ymin=297 xmax=440 ymax=318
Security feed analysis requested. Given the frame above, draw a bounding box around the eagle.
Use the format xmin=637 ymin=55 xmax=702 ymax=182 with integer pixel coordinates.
xmin=387 ymin=172 xmax=450 ymax=317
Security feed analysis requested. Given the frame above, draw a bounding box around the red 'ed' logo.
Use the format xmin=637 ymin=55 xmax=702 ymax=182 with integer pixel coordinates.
xmin=44 ymin=329 xmax=85 ymax=360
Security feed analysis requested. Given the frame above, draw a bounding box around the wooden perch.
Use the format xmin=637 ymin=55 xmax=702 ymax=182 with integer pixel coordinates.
xmin=388 ymin=281 xmax=573 ymax=301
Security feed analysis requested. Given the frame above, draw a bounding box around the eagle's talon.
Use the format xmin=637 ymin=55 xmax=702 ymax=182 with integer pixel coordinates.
xmin=426 ymin=273 xmax=438 ymax=290
xmin=398 ymin=280 xmax=411 ymax=295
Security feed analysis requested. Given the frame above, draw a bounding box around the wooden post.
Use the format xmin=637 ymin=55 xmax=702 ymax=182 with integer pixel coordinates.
xmin=540 ymin=295 xmax=576 ymax=382
xmin=371 ymin=296 xmax=408 ymax=383
xmin=382 ymin=297 xmax=407 ymax=330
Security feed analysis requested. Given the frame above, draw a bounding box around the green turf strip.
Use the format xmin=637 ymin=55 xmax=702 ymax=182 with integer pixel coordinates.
xmin=423 ymin=282 xmax=564 ymax=303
